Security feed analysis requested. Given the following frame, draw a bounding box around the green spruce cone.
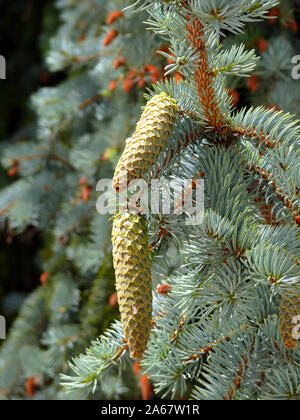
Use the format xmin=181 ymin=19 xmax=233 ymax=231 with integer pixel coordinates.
xmin=113 ymin=92 xmax=177 ymax=191
xmin=279 ymin=295 xmax=300 ymax=350
xmin=112 ymin=211 xmax=152 ymax=360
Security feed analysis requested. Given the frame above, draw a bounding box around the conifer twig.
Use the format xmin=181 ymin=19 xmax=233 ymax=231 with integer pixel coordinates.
xmin=248 ymin=164 xmax=298 ymax=216
xmin=185 ymin=11 xmax=227 ymax=131
xmin=0 ymin=202 xmax=16 ymax=216
xmin=233 ymin=125 xmax=277 ymax=149
xmin=224 ymin=338 xmax=255 ymax=400
xmin=78 ymin=94 xmax=102 ymax=110
xmin=112 ymin=344 xmax=129 ymax=362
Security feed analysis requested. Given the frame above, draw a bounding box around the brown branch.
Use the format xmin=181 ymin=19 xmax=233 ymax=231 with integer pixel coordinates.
xmin=71 ymin=50 xmax=110 ymax=63
xmin=248 ymin=164 xmax=298 ymax=216
xmin=186 ymin=14 xmax=227 ymax=131
xmin=183 ymin=324 xmax=250 ymax=364
xmin=59 ymin=211 xmax=92 ymax=244
xmin=153 ymin=128 xmax=204 ymax=178
xmin=78 ymin=94 xmax=102 ymax=110
xmin=233 ymin=126 xmax=277 ymax=149
xmin=112 ymin=344 xmax=129 ymax=362
xmin=183 ymin=338 xmax=226 ymax=363
xmin=224 ymin=338 xmax=255 ymax=400
xmin=9 ymin=152 xmax=76 ymax=171
xmin=49 ymin=153 xmax=76 ymax=171
xmin=170 ymin=316 xmax=186 ymax=344
xmin=0 ymin=202 xmax=16 ymax=217
xmin=247 ymin=175 xmax=282 ymax=226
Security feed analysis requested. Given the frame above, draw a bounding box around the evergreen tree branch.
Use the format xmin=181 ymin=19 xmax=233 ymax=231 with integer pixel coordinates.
xmin=185 ymin=13 xmax=227 ymax=131
xmin=247 ymin=163 xmax=299 ymax=217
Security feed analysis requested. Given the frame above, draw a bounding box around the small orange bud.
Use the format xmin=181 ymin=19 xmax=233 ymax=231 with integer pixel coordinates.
xmin=81 ymin=185 xmax=92 ymax=203
xmin=108 ymin=293 xmax=118 ymax=307
xmin=109 ymin=80 xmax=118 ymax=92
xmin=257 ymin=38 xmax=268 ymax=53
xmin=8 ymin=167 xmax=18 ymax=177
xmin=288 ymin=19 xmax=298 ymax=32
xmin=40 ymin=271 xmax=50 ymax=285
xmin=138 ymin=77 xmax=146 ymax=88
xmin=150 ymin=73 xmax=160 ymax=83
xmin=101 ymin=150 xmax=109 ymax=162
xmin=25 ymin=377 xmax=39 ymax=398
xmin=106 ymin=10 xmax=124 ymax=26
xmin=157 ymin=228 xmax=167 ymax=239
xmin=158 ymin=45 xmax=169 ymax=54
xmin=294 ymin=215 xmax=300 ymax=227
xmin=228 ymin=89 xmax=239 ymax=105
xmin=113 ymin=56 xmax=126 ymax=69
xmin=140 ymin=374 xmax=152 ymax=400
xmin=8 ymin=161 xmax=19 ymax=177
xmin=133 ymin=362 xmax=141 ymax=376
xmin=123 ymin=75 xmax=135 ymax=93
xmin=157 ymin=284 xmax=172 ymax=295
xmin=144 ymin=64 xmax=160 ymax=83
xmin=103 ymin=30 xmax=118 ymax=47
xmin=248 ymin=75 xmax=258 ymax=92
xmin=266 ymin=105 xmax=280 ymax=112
xmin=77 ymin=34 xmax=86 ymax=43
xmin=174 ymin=72 xmax=183 ymax=84
xmin=167 ymin=53 xmax=175 ymax=64
xmin=144 ymin=64 xmax=159 ymax=74
xmin=79 ymin=177 xmax=88 ymax=186
xmin=128 ymin=69 xmax=136 ymax=77
xmin=268 ymin=8 xmax=280 ymax=24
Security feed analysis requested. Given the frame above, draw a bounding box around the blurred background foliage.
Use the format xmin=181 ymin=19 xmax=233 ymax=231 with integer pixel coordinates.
xmin=0 ymin=0 xmax=59 ymax=326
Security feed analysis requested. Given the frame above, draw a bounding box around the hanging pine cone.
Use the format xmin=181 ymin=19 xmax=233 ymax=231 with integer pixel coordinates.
xmin=279 ymin=295 xmax=300 ymax=349
xmin=112 ymin=211 xmax=152 ymax=360
xmin=113 ymin=92 xmax=177 ymax=191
